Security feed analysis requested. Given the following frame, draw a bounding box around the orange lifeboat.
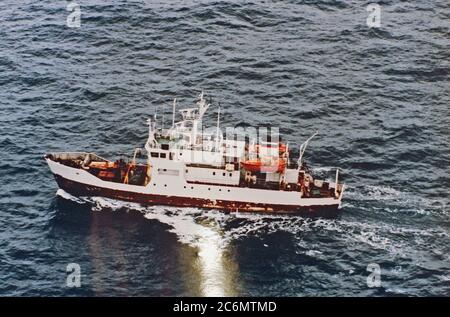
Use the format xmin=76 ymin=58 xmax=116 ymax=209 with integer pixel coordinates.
xmin=241 ymin=158 xmax=286 ymax=173
xmin=243 ymin=141 xmax=288 ymax=172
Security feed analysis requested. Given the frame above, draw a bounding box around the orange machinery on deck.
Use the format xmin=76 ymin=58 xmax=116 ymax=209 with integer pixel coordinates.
xmin=241 ymin=142 xmax=288 ymax=173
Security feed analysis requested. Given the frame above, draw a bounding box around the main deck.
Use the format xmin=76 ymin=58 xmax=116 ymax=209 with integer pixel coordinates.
xmin=45 ymin=152 xmax=344 ymax=214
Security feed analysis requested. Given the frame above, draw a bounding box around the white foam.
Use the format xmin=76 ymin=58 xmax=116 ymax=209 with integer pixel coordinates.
xmin=345 ymin=185 xmax=448 ymax=217
xmin=56 ymin=189 xmax=84 ymax=204
xmin=56 ymin=191 xmax=449 ymax=275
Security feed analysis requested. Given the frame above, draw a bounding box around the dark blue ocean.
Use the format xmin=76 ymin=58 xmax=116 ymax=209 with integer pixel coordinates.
xmin=0 ymin=0 xmax=449 ymax=296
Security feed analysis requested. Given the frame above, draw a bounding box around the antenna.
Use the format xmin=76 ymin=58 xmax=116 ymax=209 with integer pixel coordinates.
xmin=215 ymin=104 xmax=221 ymax=151
xmin=335 ymin=168 xmax=339 ymax=198
xmin=172 ymin=98 xmax=177 ymax=127
xmin=286 ymin=142 xmax=290 ymax=165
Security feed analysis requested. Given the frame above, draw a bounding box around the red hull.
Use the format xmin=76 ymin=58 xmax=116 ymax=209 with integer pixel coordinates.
xmin=53 ymin=174 xmax=340 ymax=215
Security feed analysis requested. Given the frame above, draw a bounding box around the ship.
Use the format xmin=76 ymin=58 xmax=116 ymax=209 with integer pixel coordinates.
xmin=45 ymin=92 xmax=345 ymax=214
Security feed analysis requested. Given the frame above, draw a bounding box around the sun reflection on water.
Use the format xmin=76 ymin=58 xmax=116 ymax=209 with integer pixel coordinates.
xmin=56 ymin=190 xmax=241 ymax=296
xmin=143 ymin=208 xmax=241 ymax=297
xmin=194 ymin=226 xmax=239 ymax=296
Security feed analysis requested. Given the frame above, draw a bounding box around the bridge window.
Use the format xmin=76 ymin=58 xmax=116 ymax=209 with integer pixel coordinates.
xmin=151 ymin=152 xmax=158 ymax=158
xmin=160 ymin=153 xmax=166 ymax=159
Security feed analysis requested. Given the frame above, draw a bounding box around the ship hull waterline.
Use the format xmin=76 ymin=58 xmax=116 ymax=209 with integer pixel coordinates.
xmin=52 ymin=174 xmax=341 ymax=216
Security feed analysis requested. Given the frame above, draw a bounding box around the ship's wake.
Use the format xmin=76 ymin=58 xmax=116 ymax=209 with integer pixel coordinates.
xmin=55 ymin=188 xmax=450 ymax=296
xmin=55 ymin=189 xmax=448 ymax=257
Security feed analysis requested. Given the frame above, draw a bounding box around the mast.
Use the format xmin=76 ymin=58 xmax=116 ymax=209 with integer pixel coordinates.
xmin=193 ymin=91 xmax=210 ymax=146
xmin=335 ymin=168 xmax=339 ymax=198
xmin=286 ymin=142 xmax=290 ymax=165
xmin=172 ymin=98 xmax=176 ymax=127
xmin=145 ymin=118 xmax=156 ymax=154
xmin=215 ymin=105 xmax=221 ymax=151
